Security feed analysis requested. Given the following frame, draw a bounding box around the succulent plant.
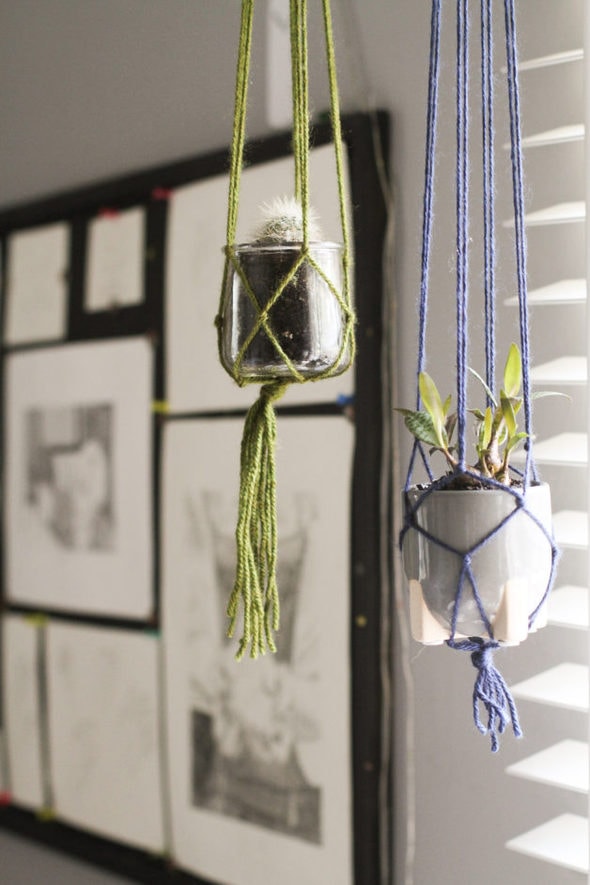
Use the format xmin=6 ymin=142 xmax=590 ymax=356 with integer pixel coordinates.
xmin=398 ymin=343 xmax=562 ymax=486
xmin=252 ymin=196 xmax=322 ymax=244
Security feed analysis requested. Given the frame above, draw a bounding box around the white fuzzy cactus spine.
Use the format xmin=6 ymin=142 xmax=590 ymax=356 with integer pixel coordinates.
xmin=252 ymin=196 xmax=322 ymax=244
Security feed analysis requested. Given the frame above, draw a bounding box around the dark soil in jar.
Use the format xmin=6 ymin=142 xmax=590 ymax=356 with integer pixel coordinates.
xmin=238 ymin=249 xmax=324 ymax=369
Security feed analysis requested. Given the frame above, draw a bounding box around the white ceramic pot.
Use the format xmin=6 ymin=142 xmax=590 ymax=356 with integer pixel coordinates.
xmin=402 ymin=482 xmax=553 ymax=645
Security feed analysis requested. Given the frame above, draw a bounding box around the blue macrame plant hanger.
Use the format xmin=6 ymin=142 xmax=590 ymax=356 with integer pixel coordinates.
xmin=400 ymin=0 xmax=560 ymax=752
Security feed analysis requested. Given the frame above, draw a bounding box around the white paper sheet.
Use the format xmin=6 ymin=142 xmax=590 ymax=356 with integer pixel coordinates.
xmin=162 ymin=416 xmax=353 ymax=885
xmin=2 ymin=614 xmax=45 ymax=808
xmin=85 ymin=207 xmax=144 ymax=312
xmin=4 ymin=222 xmax=69 ymax=344
xmin=46 ymin=621 xmax=165 ymax=851
xmin=5 ymin=338 xmax=153 ymax=618
xmin=166 ymin=143 xmax=354 ymax=412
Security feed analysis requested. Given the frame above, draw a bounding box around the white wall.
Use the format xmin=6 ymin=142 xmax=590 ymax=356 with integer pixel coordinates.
xmin=0 ymin=2 xmax=586 ymax=884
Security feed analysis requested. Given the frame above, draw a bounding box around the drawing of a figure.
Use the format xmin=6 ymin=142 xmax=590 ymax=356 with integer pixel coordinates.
xmin=188 ymin=492 xmax=322 ymax=845
xmin=25 ymin=403 xmax=115 ymax=551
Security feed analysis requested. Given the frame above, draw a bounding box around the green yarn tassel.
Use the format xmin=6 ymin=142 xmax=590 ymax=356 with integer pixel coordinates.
xmin=226 ymin=381 xmax=289 ymax=659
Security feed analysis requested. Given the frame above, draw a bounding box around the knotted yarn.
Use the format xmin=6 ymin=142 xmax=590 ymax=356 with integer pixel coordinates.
xmin=450 ymin=638 xmax=523 ymax=753
xmin=226 ymin=381 xmax=288 ymax=659
xmin=219 ymin=0 xmax=353 ymax=658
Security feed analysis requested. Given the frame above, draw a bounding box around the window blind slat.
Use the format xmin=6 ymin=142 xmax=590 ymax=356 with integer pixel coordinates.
xmin=511 ymin=663 xmax=589 ymax=712
xmin=552 ymin=510 xmax=588 ymax=549
xmin=515 ymin=48 xmax=584 ymax=72
xmin=512 ymin=432 xmax=587 ymax=466
xmin=548 ymin=585 xmax=589 ymax=630
xmin=503 ymin=201 xmax=586 ymax=228
xmin=505 ymin=279 xmax=586 ymax=306
xmin=506 ymin=814 xmax=589 ymax=875
xmin=506 ymin=740 xmax=589 ymax=794
xmin=505 ymin=123 xmax=585 ymax=149
xmin=530 ymin=356 xmax=587 ymax=385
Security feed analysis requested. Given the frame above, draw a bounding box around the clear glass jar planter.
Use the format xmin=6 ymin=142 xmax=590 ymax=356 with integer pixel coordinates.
xmin=219 ymin=242 xmax=351 ymax=381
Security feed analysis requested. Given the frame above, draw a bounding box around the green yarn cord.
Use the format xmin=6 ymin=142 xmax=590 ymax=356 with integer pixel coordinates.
xmin=226 ymin=381 xmax=288 ymax=659
xmin=221 ymin=0 xmax=353 ymax=658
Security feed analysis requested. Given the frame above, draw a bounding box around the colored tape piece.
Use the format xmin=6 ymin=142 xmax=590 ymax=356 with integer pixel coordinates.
xmin=152 ymin=400 xmax=170 ymax=415
xmin=24 ymin=613 xmax=49 ymax=628
xmin=37 ymin=807 xmax=56 ymax=822
xmin=152 ymin=187 xmax=172 ymax=201
xmin=98 ymin=207 xmax=121 ymax=219
xmin=0 ymin=791 xmax=12 ymax=806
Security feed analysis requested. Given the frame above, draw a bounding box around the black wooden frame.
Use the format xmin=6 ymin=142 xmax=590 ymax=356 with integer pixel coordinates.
xmin=0 ymin=111 xmax=392 ymax=885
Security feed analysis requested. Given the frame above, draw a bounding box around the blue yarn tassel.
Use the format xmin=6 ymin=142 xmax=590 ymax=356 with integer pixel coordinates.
xmin=449 ymin=638 xmax=523 ymax=752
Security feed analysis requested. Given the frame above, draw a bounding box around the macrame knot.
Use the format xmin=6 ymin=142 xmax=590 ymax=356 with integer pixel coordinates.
xmin=470 ymin=641 xmax=494 ymax=671
xmin=260 ymin=380 xmax=290 ymax=404
xmin=449 ymin=637 xmax=523 ymax=752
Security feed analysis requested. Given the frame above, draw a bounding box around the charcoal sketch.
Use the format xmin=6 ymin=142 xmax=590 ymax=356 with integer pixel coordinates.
xmin=163 ymin=418 xmax=353 ymax=885
xmin=187 ymin=491 xmax=322 ymax=845
xmin=47 ymin=622 xmax=165 ymax=851
xmin=85 ymin=207 xmax=144 ymax=312
xmin=6 ymin=339 xmax=152 ymax=619
xmin=25 ymin=403 xmax=114 ymax=552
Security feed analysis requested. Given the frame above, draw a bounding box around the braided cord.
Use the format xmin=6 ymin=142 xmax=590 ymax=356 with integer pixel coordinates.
xmin=455 ymin=0 xmax=470 ymax=469
xmin=481 ymin=0 xmax=496 ymax=396
xmin=503 ymin=0 xmax=536 ymax=486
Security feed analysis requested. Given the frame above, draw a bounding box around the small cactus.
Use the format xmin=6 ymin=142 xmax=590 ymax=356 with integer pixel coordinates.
xmin=252 ymin=196 xmax=322 ymax=244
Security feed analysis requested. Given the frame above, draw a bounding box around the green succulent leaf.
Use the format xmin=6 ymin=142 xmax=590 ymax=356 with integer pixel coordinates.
xmin=532 ymin=390 xmax=570 ymax=401
xmin=445 ymin=411 xmax=457 ymax=444
xmin=500 ymin=393 xmax=517 ymax=439
xmin=503 ymin=343 xmax=522 ymax=398
xmin=418 ymin=372 xmax=447 ymax=447
xmin=505 ymin=431 xmax=528 ymax=454
xmin=479 ymin=406 xmax=493 ymax=451
xmin=398 ymin=409 xmax=442 ymax=449
xmin=468 ymin=366 xmax=497 ymax=408
xmin=396 ymin=343 xmax=561 ymax=487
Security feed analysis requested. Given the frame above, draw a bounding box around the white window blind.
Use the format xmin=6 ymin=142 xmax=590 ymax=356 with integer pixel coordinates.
xmin=500 ymin=2 xmax=590 ymax=876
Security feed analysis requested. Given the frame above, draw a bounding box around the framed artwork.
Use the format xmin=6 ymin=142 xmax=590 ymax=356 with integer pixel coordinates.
xmin=1 ymin=614 xmax=46 ymax=809
xmin=3 ymin=222 xmax=69 ymax=346
xmin=4 ymin=337 xmax=154 ymax=619
xmin=162 ymin=416 xmax=354 ymax=885
xmin=84 ymin=207 xmax=145 ymax=313
xmin=46 ymin=621 xmax=165 ymax=852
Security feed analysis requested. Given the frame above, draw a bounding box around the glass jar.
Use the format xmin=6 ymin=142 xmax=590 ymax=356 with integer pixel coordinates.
xmin=219 ymin=242 xmax=351 ymax=381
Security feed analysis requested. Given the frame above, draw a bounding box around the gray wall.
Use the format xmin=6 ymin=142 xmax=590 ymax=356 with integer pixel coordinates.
xmin=0 ymin=2 xmax=585 ymax=884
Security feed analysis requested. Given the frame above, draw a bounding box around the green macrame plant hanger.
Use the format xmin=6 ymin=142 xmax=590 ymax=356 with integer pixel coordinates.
xmin=216 ymin=0 xmax=355 ymax=660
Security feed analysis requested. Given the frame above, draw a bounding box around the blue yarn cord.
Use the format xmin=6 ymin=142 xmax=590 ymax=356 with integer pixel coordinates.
xmin=481 ymin=0 xmax=496 ymax=397
xmin=417 ymin=0 xmax=442 ymax=390
xmin=449 ymin=639 xmax=523 ymax=752
xmin=503 ymin=0 xmax=536 ymax=487
xmin=455 ymin=0 xmax=470 ymax=470
xmin=405 ymin=0 xmax=441 ymax=492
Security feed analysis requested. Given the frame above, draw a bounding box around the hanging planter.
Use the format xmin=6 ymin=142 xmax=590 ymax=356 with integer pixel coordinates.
xmin=219 ymin=198 xmax=352 ymax=382
xmin=216 ymin=0 xmax=354 ymax=660
xmin=400 ymin=344 xmax=559 ymax=646
xmin=399 ymin=0 xmax=560 ymax=751
xmin=403 ymin=482 xmax=553 ymax=645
